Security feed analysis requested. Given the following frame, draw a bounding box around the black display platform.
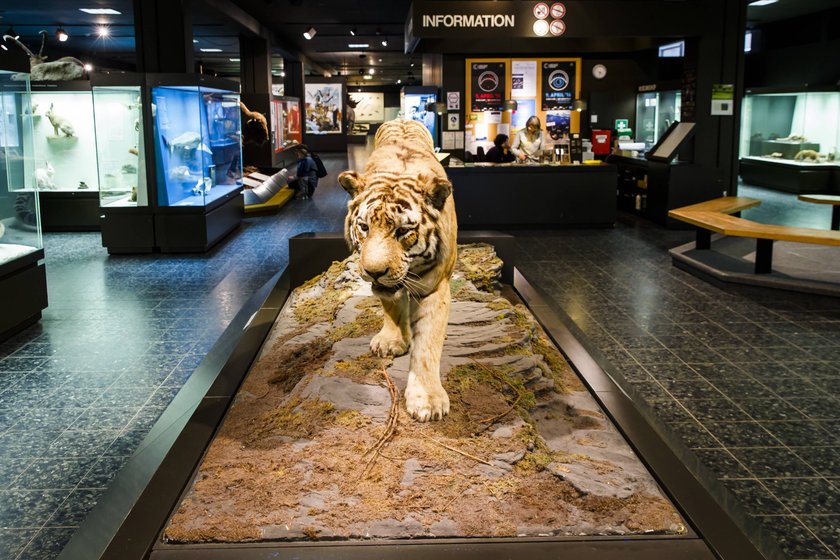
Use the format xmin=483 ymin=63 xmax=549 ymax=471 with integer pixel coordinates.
xmin=739 ymin=157 xmax=838 ymax=194
xmin=154 ymin=191 xmax=244 ymax=253
xmin=446 ymin=165 xmax=617 ymax=228
xmin=58 ymin=233 xmax=770 ymax=560
xmin=39 ymin=191 xmax=101 ymax=232
xmin=0 ymin=248 xmax=48 ymax=342
xmin=100 ymin=207 xmax=156 ymax=254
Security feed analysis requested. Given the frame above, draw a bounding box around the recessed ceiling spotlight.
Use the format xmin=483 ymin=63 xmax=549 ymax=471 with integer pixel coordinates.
xmin=410 ymin=61 xmax=415 ymax=67
xmin=96 ymin=25 xmax=110 ymax=37
xmin=280 ymin=71 xmax=285 ymax=77
xmin=84 ymin=63 xmax=93 ymax=71
xmin=350 ymin=27 xmax=357 ymax=36
xmin=378 ymin=58 xmax=382 ymax=62
xmin=79 ymin=8 xmax=121 ymax=15
xmin=303 ymin=26 xmax=316 ymax=40
xmin=381 ymin=39 xmax=388 ymax=47
xmin=396 ymin=79 xmax=401 ymax=84
xmin=368 ymin=68 xmax=375 ymax=75
xmin=56 ymin=27 xmax=68 ymax=42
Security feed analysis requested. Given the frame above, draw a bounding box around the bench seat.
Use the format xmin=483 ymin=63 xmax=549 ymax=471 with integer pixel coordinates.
xmin=668 ymin=196 xmax=840 ymax=273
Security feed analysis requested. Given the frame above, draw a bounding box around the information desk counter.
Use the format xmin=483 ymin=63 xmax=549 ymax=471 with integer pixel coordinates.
xmin=445 ymin=163 xmax=617 ymax=228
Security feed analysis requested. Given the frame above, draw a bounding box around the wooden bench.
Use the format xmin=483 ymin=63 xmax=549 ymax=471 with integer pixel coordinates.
xmin=798 ymin=194 xmax=840 ymax=231
xmin=668 ymin=196 xmax=840 ymax=274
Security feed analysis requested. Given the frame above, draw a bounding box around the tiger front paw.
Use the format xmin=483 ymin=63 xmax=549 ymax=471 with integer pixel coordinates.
xmin=405 ymin=381 xmax=450 ymax=422
xmin=370 ymin=330 xmax=409 ymax=357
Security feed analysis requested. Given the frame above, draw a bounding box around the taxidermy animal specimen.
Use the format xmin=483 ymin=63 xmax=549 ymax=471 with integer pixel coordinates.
xmin=339 ymin=119 xmax=458 ymax=422
xmin=163 ymin=132 xmax=212 ymax=155
xmin=239 ymin=101 xmax=269 ymax=145
xmin=35 ymin=162 xmax=55 ymax=189
xmin=3 ymin=31 xmax=85 ymax=82
xmin=45 ymin=104 xmax=75 ymax=137
xmin=794 ymin=150 xmax=820 ymax=161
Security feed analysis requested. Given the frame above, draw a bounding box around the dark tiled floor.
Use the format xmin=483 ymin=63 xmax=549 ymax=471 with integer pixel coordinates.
xmin=0 ymin=157 xmax=348 ymax=559
xmin=1 ymin=162 xmax=838 ymax=560
xmin=514 ymin=185 xmax=840 ymax=559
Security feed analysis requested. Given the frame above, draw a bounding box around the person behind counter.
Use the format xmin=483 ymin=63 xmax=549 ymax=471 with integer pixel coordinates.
xmin=485 ymin=134 xmax=516 ymax=163
xmin=511 ymin=115 xmax=545 ymax=162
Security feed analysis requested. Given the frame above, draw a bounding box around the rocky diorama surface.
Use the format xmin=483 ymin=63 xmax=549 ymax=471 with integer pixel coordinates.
xmin=163 ymin=244 xmax=685 ymax=543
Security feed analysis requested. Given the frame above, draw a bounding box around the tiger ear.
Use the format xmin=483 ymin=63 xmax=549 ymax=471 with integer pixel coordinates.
xmin=338 ymin=171 xmax=365 ymax=197
xmin=423 ymin=175 xmax=452 ymax=210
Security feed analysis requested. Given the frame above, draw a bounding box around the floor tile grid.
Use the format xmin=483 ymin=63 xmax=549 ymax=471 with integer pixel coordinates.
xmin=0 ymin=158 xmax=350 ymax=558
xmin=513 ymin=223 xmax=840 ymax=559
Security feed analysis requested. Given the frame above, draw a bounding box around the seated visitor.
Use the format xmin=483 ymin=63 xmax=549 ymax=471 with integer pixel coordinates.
xmin=485 ymin=134 xmax=516 ymax=163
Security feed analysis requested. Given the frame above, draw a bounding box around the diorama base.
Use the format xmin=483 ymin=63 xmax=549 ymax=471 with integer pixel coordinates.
xmin=100 ymin=209 xmax=155 ymax=254
xmin=670 ymin=236 xmax=840 ymax=297
xmin=739 ymin=157 xmax=838 ymax=194
xmin=57 ymin=234 xmax=768 ymax=560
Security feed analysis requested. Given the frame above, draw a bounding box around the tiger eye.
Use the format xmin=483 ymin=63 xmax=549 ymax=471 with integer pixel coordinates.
xmin=359 ymin=223 xmax=369 ymax=232
xmin=396 ymin=227 xmax=410 ymax=237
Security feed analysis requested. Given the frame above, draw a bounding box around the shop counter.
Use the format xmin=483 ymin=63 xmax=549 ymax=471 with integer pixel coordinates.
xmin=445 ymin=163 xmax=617 ymax=227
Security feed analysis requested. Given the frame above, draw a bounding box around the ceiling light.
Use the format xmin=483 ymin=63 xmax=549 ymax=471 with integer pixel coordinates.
xmin=349 ymin=43 xmax=369 ymax=48
xmin=350 ymin=27 xmax=356 ymax=36
xmin=381 ymin=39 xmax=388 ymax=46
xmin=410 ymin=61 xmax=415 ymax=67
xmin=748 ymin=0 xmax=778 ymax=5
xmin=79 ymin=8 xmax=121 ymax=15
xmin=280 ymin=71 xmax=285 ymax=77
xmin=363 ymin=74 xmax=372 ymax=80
xmin=84 ymin=63 xmax=93 ymax=71
xmin=358 ymin=68 xmax=364 ymax=75
xmin=378 ymin=58 xmax=382 ymax=62
xmin=199 ymin=48 xmax=222 ymax=52
xmin=0 ymin=45 xmax=7 ymax=51
xmin=368 ymin=68 xmax=375 ymax=75
xmin=396 ymin=79 xmax=401 ymax=84
xmin=229 ymin=58 xmax=239 ymax=62
xmin=56 ymin=27 xmax=68 ymax=42
xmin=192 ymin=39 xmax=199 ymax=43
xmin=97 ymin=26 xmax=110 ymax=37
xmin=303 ymin=26 xmax=316 ymax=40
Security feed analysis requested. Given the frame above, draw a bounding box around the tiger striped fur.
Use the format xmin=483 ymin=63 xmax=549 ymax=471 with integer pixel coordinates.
xmin=339 ymin=119 xmax=457 ymax=422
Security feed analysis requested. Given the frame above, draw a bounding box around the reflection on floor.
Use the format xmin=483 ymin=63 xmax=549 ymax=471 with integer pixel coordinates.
xmin=0 ymin=169 xmax=838 ymax=560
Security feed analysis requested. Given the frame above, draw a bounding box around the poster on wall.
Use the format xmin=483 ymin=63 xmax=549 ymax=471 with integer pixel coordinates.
xmin=545 ymin=111 xmax=571 ymax=140
xmin=282 ymin=99 xmax=302 ymax=147
xmin=511 ymin=99 xmax=536 ymax=131
xmin=511 ymin=60 xmax=537 ymax=98
xmin=270 ymin=100 xmax=284 ymax=153
xmin=541 ymin=61 xmax=575 ymax=110
xmin=471 ymin=62 xmax=505 ymax=112
xmin=348 ymin=92 xmax=385 ymax=123
xmin=304 ymin=83 xmax=343 ymax=134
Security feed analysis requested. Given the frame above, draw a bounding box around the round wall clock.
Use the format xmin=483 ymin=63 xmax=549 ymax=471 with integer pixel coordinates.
xmin=592 ymin=64 xmax=607 ymax=79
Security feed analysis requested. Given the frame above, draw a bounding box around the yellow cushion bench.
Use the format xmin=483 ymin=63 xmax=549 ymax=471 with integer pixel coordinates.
xmin=668 ymin=196 xmax=840 ymax=274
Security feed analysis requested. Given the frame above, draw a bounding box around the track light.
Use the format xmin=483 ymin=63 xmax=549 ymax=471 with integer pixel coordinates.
xmin=97 ymin=25 xmax=109 ymax=38
xmin=84 ymin=63 xmax=93 ymax=72
xmin=381 ymin=38 xmax=388 ymax=46
xmin=56 ymin=27 xmax=68 ymax=42
xmin=350 ymin=27 xmax=356 ymax=36
xmin=303 ymin=26 xmax=316 ymax=40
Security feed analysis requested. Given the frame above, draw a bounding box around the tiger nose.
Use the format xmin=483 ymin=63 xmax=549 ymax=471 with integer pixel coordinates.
xmin=363 ymin=266 xmax=389 ymax=282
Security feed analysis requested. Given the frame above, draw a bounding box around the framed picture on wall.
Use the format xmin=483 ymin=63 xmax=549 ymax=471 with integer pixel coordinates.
xmin=305 ymin=83 xmax=343 ymax=134
xmin=348 ymin=92 xmax=384 ymax=123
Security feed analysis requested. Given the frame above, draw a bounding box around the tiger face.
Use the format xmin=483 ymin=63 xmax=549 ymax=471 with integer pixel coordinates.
xmin=340 ymin=171 xmax=452 ymax=298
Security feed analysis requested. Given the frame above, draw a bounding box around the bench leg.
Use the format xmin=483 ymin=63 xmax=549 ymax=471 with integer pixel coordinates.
xmin=696 ymin=228 xmax=711 ymax=250
xmin=832 ymin=206 xmax=839 ymax=231
xmin=755 ymin=238 xmax=774 ymax=274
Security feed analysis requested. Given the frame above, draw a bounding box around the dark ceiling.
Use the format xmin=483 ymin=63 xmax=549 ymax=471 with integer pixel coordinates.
xmin=0 ymin=0 xmax=839 ymax=86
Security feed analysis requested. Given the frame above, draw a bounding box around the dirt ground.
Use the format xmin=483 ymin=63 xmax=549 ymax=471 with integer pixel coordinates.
xmin=163 ymin=244 xmax=686 ymax=543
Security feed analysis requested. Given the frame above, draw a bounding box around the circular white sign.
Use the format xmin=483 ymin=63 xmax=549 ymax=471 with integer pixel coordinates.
xmin=550 ymin=2 xmax=566 ymax=18
xmin=592 ymin=64 xmax=607 ymax=79
xmin=549 ymin=19 xmax=566 ymax=36
xmin=533 ymin=2 xmax=549 ymax=19
xmin=533 ymin=19 xmax=550 ymax=36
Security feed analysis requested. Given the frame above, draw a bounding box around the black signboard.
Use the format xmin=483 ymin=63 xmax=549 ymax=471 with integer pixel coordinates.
xmin=471 ymin=62 xmax=506 ymax=112
xmin=541 ymin=61 xmax=575 ymax=110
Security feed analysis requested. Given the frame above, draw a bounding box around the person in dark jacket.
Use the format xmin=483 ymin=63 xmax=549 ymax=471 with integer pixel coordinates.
xmin=289 ymin=145 xmax=318 ymax=199
xmin=485 ymin=134 xmax=516 ymax=163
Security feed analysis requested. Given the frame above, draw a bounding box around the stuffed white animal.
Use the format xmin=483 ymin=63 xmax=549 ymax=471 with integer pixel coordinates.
xmin=35 ymin=162 xmax=55 ymax=189
xmin=45 ymin=104 xmax=75 ymax=137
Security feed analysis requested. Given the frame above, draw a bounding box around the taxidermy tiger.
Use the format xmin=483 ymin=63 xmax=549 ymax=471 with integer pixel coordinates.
xmin=339 ymin=119 xmax=457 ymax=422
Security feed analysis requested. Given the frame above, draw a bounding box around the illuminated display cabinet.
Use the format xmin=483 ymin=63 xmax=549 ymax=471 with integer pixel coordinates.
xmin=0 ymin=54 xmax=48 ymax=340
xmin=739 ymin=87 xmax=840 ymax=194
xmin=149 ymin=75 xmax=244 ymax=252
xmin=635 ymin=89 xmax=682 ymax=149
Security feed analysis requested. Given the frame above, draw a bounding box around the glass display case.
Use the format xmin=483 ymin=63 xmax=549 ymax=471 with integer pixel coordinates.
xmin=739 ymin=88 xmax=840 ymax=193
xmin=148 ymin=75 xmax=244 ymax=253
xmin=401 ymin=86 xmax=438 ymax=146
xmin=272 ymin=96 xmax=302 ymax=152
xmin=0 ymin=58 xmax=48 ymax=340
xmin=152 ymin=85 xmax=243 ymax=207
xmin=635 ymin=90 xmax=681 ymax=148
xmin=92 ymin=85 xmax=147 ymax=208
xmin=29 ymin=81 xmax=102 ymax=230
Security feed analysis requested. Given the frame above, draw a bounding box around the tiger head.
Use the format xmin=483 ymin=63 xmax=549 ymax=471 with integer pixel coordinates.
xmin=338 ymin=170 xmax=453 ymax=297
